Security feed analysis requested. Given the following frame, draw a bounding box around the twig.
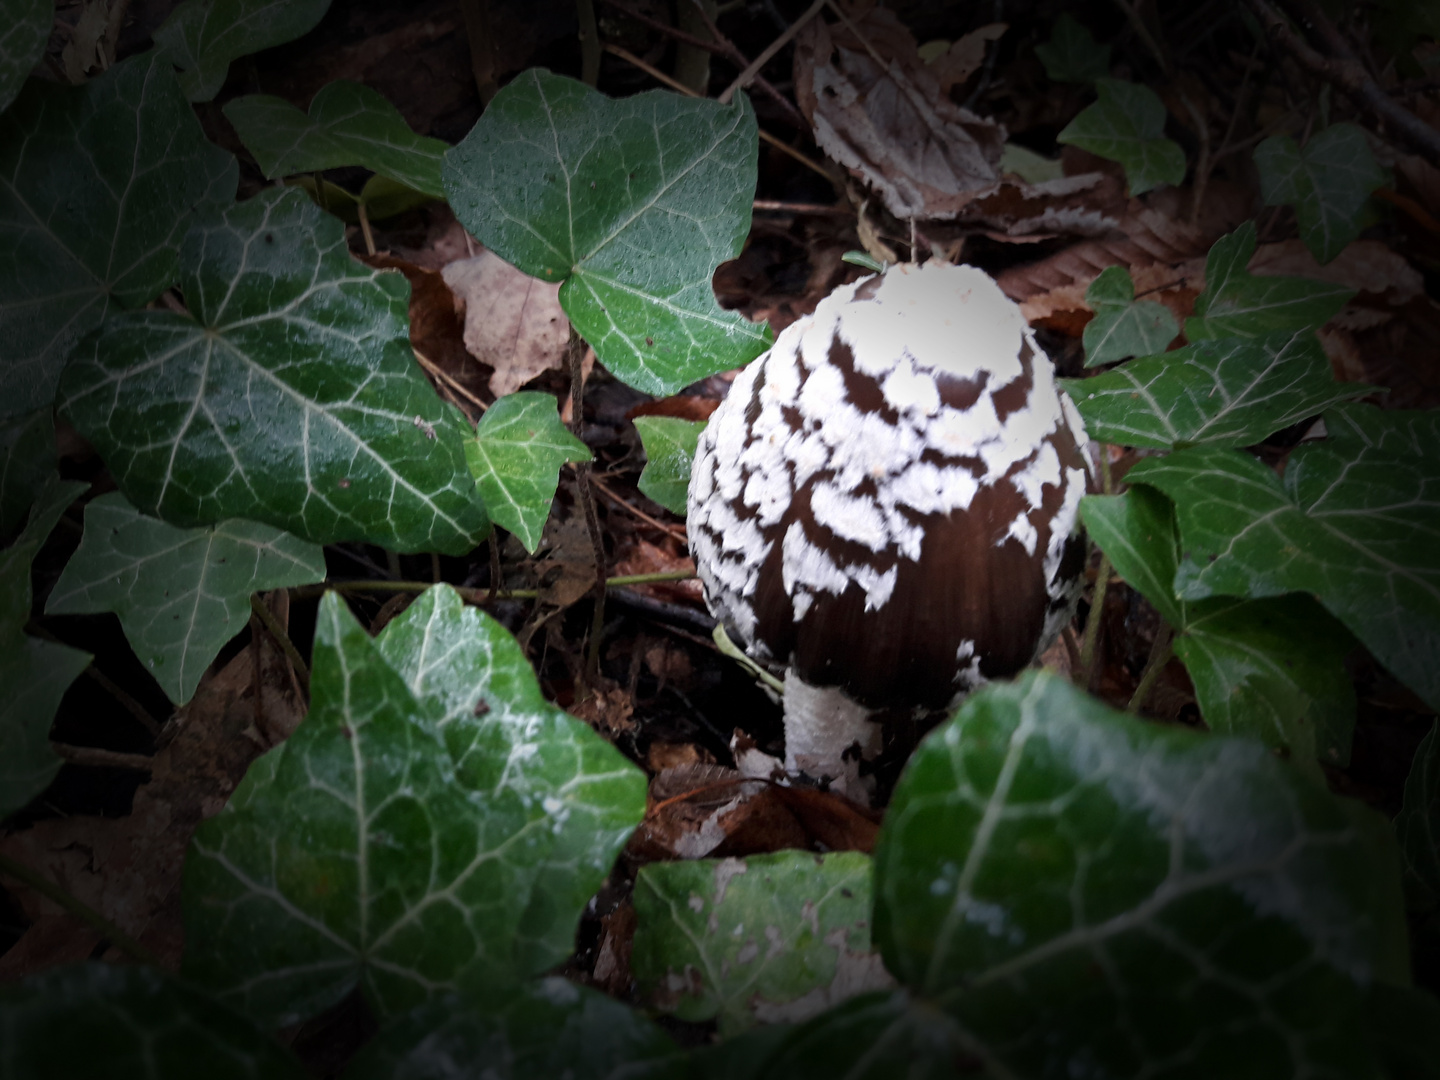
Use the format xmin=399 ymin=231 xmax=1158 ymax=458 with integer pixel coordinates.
xmin=589 ymin=475 xmax=688 ymax=540
xmin=569 ymin=331 xmax=608 ymax=686
xmin=413 ymin=347 xmax=489 ymax=416
xmin=1127 ymin=622 xmax=1174 ymax=713
xmin=1180 ymin=90 xmax=1210 ymax=228
xmin=459 ymin=0 xmax=499 ymax=103
xmin=50 ymin=743 xmax=154 ymax=771
xmin=576 ymin=0 xmax=601 ymax=86
xmin=1108 ymin=0 xmax=1171 ymax=74
xmin=601 ymin=42 xmax=837 ymax=186
xmin=355 ymin=202 xmax=377 ymax=257
xmin=293 ymin=571 xmax=698 ymax=604
xmin=961 ymin=0 xmax=1006 ymax=112
xmin=488 ymin=534 xmax=503 ymax=601
xmin=249 ymin=593 xmax=310 ymax=693
xmin=1243 ymin=0 xmax=1440 ymax=167
xmin=1078 ymin=552 xmax=1112 ymax=692
xmin=0 ymin=853 xmax=162 ymax=967
xmin=717 ymin=0 xmax=827 ymax=105
xmin=753 ymin=199 xmax=849 ymax=214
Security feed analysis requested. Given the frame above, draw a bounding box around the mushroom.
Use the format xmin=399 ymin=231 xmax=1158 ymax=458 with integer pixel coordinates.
xmin=687 ymin=261 xmax=1092 ymax=800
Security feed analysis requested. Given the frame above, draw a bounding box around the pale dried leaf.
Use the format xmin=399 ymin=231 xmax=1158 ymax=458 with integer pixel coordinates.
xmin=442 ymin=249 xmax=570 ymax=398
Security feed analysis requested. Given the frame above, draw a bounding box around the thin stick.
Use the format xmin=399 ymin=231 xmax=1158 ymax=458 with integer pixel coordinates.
xmin=753 ymin=199 xmax=849 ymax=214
xmin=0 ymin=853 xmax=162 ymax=967
xmin=85 ymin=666 xmax=160 ymax=736
xmin=602 ymin=42 xmax=836 ymax=187
xmin=459 ymin=0 xmax=499 ymax=103
xmin=1127 ymin=622 xmax=1174 ymax=713
xmin=293 ymin=570 xmax=698 ymax=604
xmin=1243 ymin=0 xmax=1440 ymax=167
xmin=356 ymin=201 xmax=377 ymax=257
xmin=1078 ymin=552 xmax=1111 ymax=692
xmin=569 ymin=332 xmax=608 ymax=685
xmin=1181 ymin=90 xmax=1210 ymax=228
xmin=249 ymin=593 xmax=310 ymax=693
xmin=576 ymin=0 xmax=601 ymax=86
xmin=1108 ymin=0 xmax=1171 ymax=74
xmin=50 ymin=743 xmax=154 ymax=771
xmin=717 ymin=0 xmax=826 ymax=104
xmin=414 ymin=348 xmax=490 ymax=414
xmin=488 ymin=535 xmax=503 ymax=601
xmin=589 ymin=475 xmax=688 ymax=540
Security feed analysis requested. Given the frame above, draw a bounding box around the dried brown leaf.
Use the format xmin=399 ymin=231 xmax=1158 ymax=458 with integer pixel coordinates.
xmin=443 ymin=249 xmax=570 ymax=398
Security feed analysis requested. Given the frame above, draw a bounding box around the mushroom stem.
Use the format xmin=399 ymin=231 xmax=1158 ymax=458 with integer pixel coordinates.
xmin=782 ymin=676 xmax=883 ymax=802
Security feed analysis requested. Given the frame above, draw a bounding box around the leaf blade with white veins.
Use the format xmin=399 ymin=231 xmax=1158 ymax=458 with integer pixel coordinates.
xmin=45 ymin=493 xmax=326 ymax=704
xmin=1034 ymin=13 xmax=1111 ymax=84
xmin=1186 ymin=220 xmax=1353 ymax=341
xmin=1081 ymin=264 xmax=1177 ymax=368
xmin=632 ymin=851 xmax=890 ymax=1035
xmin=1255 ymin=123 xmax=1388 ymax=265
xmin=1127 ymin=412 xmax=1440 ymax=711
xmin=633 ymin=416 xmax=705 ymax=516
xmin=0 ymin=50 xmax=238 ymax=417
xmin=372 ymin=584 xmax=646 ymax=974
xmin=0 ymin=0 xmax=49 ymax=113
xmin=153 ymin=0 xmax=332 ymax=102
xmin=1057 ymin=78 xmax=1185 ymax=195
xmin=223 ymin=81 xmax=448 ymax=198
xmin=444 ymin=69 xmax=770 ymax=396
xmin=1063 ymin=331 xmax=1368 ymax=449
xmin=0 ymin=407 xmax=55 ymax=537
xmin=58 ymin=187 xmax=490 ymax=555
xmin=873 ymin=670 xmax=1398 ymax=1079
xmin=182 ymin=591 xmax=549 ymax=1027
xmin=464 ymin=392 xmax=590 ymax=553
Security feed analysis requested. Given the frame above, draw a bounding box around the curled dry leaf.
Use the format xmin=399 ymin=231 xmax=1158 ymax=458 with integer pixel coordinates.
xmin=442 ymin=248 xmax=570 ymax=398
xmin=927 ymin=23 xmax=1008 ymax=95
xmin=794 ymin=7 xmax=1006 ymax=220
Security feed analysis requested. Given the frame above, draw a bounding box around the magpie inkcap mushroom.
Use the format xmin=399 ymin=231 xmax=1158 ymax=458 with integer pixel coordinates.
xmin=687 ymin=261 xmax=1093 ymax=799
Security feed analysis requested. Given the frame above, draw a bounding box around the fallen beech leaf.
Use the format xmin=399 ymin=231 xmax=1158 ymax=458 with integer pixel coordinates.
xmin=442 ymin=249 xmax=570 ymax=398
xmin=626 ymin=396 xmax=720 ymax=423
xmin=929 ymin=23 xmax=1007 ymax=94
xmin=794 ymin=9 xmax=1005 ymax=220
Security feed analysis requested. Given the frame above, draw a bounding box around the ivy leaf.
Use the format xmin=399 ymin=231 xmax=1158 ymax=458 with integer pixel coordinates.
xmin=1081 ymin=487 xmax=1356 ymax=764
xmin=1186 ymin=221 xmax=1353 ymax=341
xmin=463 ymin=392 xmax=590 ymax=553
xmin=0 ymin=50 xmax=237 ymax=418
xmin=58 ymin=187 xmax=490 ymax=555
xmin=182 ymin=591 xmax=551 ymax=1027
xmin=223 ymin=81 xmax=448 ymax=199
xmin=869 ymin=670 xmax=1399 ymax=1079
xmin=0 ymin=475 xmax=91 ymax=818
xmin=1034 ymin=13 xmax=1111 ymax=84
xmin=632 ymin=416 xmax=705 ymax=515
xmin=1396 ymin=721 xmax=1440 ymax=912
xmin=0 ymin=407 xmax=54 ymax=537
xmin=0 ymin=0 xmax=49 ymax=113
xmin=1057 ymin=78 xmax=1185 ymax=195
xmin=0 ymin=964 xmax=308 ymax=1079
xmin=445 ymin=68 xmax=771 ymax=396
xmin=1127 ymin=407 xmax=1440 ymax=711
xmin=45 ymin=492 xmax=326 ymax=705
xmin=1255 ymin=123 xmax=1388 ymax=265
xmin=632 ymin=851 xmax=890 ymax=1035
xmin=153 ymin=0 xmax=332 ymax=103
xmin=1364 ymin=983 xmax=1440 ymax=1080
xmin=342 ymin=979 xmax=685 ymax=1080
xmin=372 ymin=584 xmax=646 ymax=974
xmin=1062 ymin=331 xmax=1368 ymax=449
xmin=1080 ymin=265 xmax=1177 ymax=368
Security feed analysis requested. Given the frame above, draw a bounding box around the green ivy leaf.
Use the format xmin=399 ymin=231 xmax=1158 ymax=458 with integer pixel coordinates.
xmin=1186 ymin=221 xmax=1353 ymax=341
xmin=0 ymin=50 xmax=237 ymax=418
xmin=342 ymin=979 xmax=685 ymax=1080
xmin=182 ymin=591 xmax=551 ymax=1027
xmin=1081 ymin=487 xmax=1356 ymax=764
xmin=1034 ymin=13 xmax=1111 ymax=84
xmin=0 ymin=964 xmax=307 ymax=1079
xmin=1397 ymin=721 xmax=1440 ymax=912
xmin=1255 ymin=123 xmax=1388 ymax=265
xmin=1057 ymin=78 xmax=1185 ymax=195
xmin=1062 ymin=331 xmax=1368 ymax=449
xmin=153 ymin=0 xmax=332 ymax=102
xmin=632 ymin=416 xmax=705 ymax=515
xmin=870 ymin=670 xmax=1399 ymax=1079
xmin=1364 ymin=982 xmax=1440 ymax=1080
xmin=0 ymin=407 xmax=54 ymax=537
xmin=371 ymin=584 xmax=646 ymax=974
xmin=632 ymin=851 xmax=889 ymax=1035
xmin=1080 ymin=265 xmax=1178 ymax=368
xmin=224 ymin=81 xmax=448 ymax=198
xmin=0 ymin=0 xmax=49 ymax=113
xmin=463 ymin=392 xmax=590 ymax=553
xmin=1127 ymin=407 xmax=1440 ymax=711
xmin=58 ymin=187 xmax=489 ymax=555
xmin=45 ymin=492 xmax=326 ymax=704
xmin=444 ymin=68 xmax=770 ymax=396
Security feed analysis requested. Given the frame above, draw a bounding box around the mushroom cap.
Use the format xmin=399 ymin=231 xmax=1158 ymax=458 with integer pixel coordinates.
xmin=688 ymin=262 xmax=1092 ymax=711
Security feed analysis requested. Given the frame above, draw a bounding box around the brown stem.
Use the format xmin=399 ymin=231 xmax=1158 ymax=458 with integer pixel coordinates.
xmin=292 ymin=570 xmax=698 ymax=605
xmin=250 ymin=593 xmax=310 ymax=693
xmin=718 ymin=0 xmax=827 ymax=104
xmin=459 ymin=0 xmax=499 ymax=103
xmin=0 ymin=853 xmax=161 ymax=967
xmin=569 ymin=332 xmax=607 ymax=687
xmin=50 ymin=743 xmax=154 ymax=771
xmin=576 ymin=0 xmax=601 ymax=86
xmin=1243 ymin=0 xmax=1440 ymax=167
